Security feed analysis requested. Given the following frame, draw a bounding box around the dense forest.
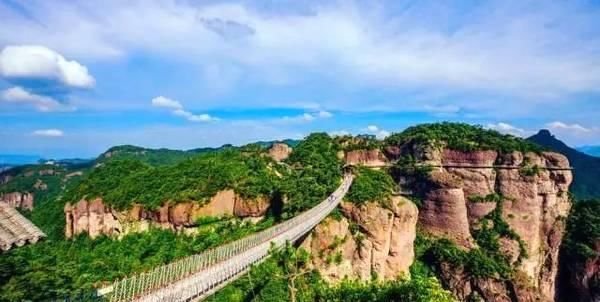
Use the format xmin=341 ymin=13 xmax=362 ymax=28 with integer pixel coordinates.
xmin=386 ymin=122 xmax=544 ymax=153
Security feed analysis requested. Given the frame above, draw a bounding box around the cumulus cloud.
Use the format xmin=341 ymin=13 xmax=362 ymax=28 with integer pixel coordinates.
xmin=279 ymin=110 xmax=333 ymax=124
xmin=151 ymin=96 xmax=217 ymax=122
xmin=1 ymin=86 xmax=72 ymax=112
xmin=486 ymin=122 xmax=531 ymax=137
xmin=151 ymin=96 xmax=183 ymax=110
xmin=545 ymin=121 xmax=591 ymax=133
xmin=364 ymin=125 xmax=390 ymax=139
xmin=317 ymin=110 xmax=333 ymax=118
xmin=32 ymin=129 xmax=64 ymax=137
xmin=0 ymin=45 xmax=95 ymax=88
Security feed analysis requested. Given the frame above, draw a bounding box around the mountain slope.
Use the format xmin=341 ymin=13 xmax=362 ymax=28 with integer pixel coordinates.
xmin=527 ymin=129 xmax=600 ymax=199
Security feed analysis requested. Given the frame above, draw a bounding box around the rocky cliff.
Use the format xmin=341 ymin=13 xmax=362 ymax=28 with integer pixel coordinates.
xmin=344 ymin=149 xmax=388 ymax=167
xmin=64 ymin=191 xmax=273 ymax=238
xmin=402 ymin=146 xmax=572 ymax=301
xmin=301 ymin=196 xmax=418 ymax=282
xmin=0 ymin=192 xmax=34 ymax=210
xmin=304 ymin=143 xmax=572 ymax=302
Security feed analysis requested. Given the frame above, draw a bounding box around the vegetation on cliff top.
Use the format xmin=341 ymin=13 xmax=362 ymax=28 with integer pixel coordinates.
xmin=66 ymin=149 xmax=283 ymax=210
xmin=97 ymin=145 xmax=196 ymax=166
xmin=334 ymin=134 xmax=382 ymax=152
xmin=385 ymin=122 xmax=544 ymax=153
xmin=345 ymin=167 xmax=395 ymax=206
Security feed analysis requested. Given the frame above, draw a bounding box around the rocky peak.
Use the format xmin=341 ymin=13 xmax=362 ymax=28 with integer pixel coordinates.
xmin=268 ymin=143 xmax=292 ymax=162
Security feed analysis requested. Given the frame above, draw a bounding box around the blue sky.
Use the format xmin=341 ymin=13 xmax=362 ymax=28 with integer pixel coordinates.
xmin=1 ymin=0 xmax=600 ymax=158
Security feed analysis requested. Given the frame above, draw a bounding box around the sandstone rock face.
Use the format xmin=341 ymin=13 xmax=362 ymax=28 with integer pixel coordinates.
xmin=234 ymin=195 xmax=270 ymax=217
xmin=268 ymin=143 xmax=292 ymax=162
xmin=64 ymin=190 xmax=272 ymax=238
xmin=0 ymin=192 xmax=34 ymax=210
xmin=412 ymin=149 xmax=572 ymax=302
xmin=302 ymin=197 xmax=418 ymax=283
xmin=344 ymin=149 xmax=388 ymax=167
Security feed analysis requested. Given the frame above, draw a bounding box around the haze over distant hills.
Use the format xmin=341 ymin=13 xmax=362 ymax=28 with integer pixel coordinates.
xmin=528 ymin=129 xmax=600 ymax=199
xmin=0 ymin=154 xmax=41 ymax=166
xmin=577 ymin=145 xmax=600 ymax=157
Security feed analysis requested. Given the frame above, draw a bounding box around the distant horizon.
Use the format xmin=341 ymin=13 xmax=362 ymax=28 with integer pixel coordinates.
xmin=0 ymin=127 xmax=597 ymax=161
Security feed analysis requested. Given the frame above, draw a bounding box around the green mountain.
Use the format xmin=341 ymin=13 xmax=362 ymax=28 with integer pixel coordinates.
xmin=527 ymin=129 xmax=600 ymax=199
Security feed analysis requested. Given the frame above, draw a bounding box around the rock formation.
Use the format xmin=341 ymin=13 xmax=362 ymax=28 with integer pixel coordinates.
xmin=344 ymin=149 xmax=388 ymax=167
xmin=301 ymin=196 xmax=418 ymax=282
xmin=268 ymin=143 xmax=292 ymax=162
xmin=306 ymin=144 xmax=572 ymax=301
xmin=404 ymin=146 xmax=572 ymax=301
xmin=0 ymin=192 xmax=34 ymax=210
xmin=64 ymin=190 xmax=273 ymax=238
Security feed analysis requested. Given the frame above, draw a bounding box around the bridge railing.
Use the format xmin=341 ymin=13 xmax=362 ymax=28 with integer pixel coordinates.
xmin=103 ymin=174 xmax=353 ymax=302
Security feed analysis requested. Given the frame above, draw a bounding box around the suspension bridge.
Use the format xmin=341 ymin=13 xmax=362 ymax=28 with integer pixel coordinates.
xmin=99 ymin=173 xmax=354 ymax=302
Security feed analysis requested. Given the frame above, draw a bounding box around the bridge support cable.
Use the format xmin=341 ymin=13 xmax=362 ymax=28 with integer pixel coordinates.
xmin=101 ymin=174 xmax=353 ymax=302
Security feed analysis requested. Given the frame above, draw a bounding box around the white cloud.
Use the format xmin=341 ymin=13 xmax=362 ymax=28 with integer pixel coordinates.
xmin=151 ymin=96 xmax=183 ymax=110
xmin=301 ymin=113 xmax=315 ymax=122
xmin=32 ymin=129 xmax=64 ymax=137
xmin=545 ymin=121 xmax=591 ymax=133
xmin=364 ymin=125 xmax=390 ymax=139
xmin=173 ymin=109 xmax=216 ymax=122
xmin=0 ymin=45 xmax=95 ymax=88
xmin=329 ymin=130 xmax=350 ymax=137
xmin=2 ymin=1 xmax=599 ymax=100
xmin=366 ymin=125 xmax=379 ymax=132
xmin=486 ymin=122 xmax=530 ymax=137
xmin=317 ymin=110 xmax=333 ymax=118
xmin=151 ymin=96 xmax=217 ymax=122
xmin=278 ymin=110 xmax=333 ymax=124
xmin=1 ymin=86 xmax=73 ymax=112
